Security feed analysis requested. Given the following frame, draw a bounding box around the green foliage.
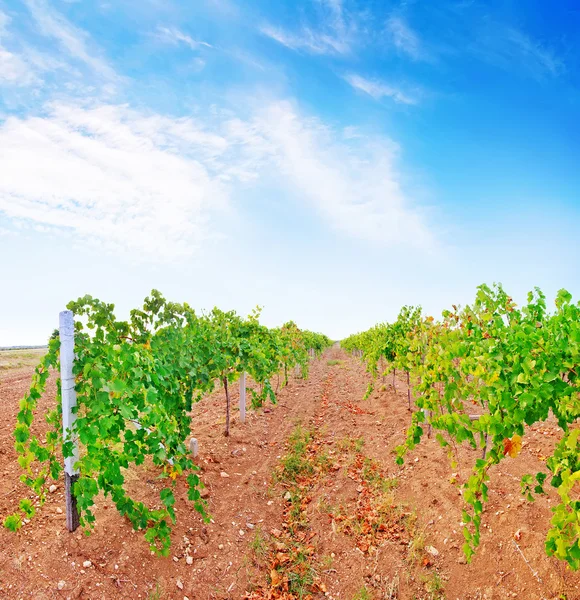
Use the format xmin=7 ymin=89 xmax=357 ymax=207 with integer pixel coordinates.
xmin=344 ymin=284 xmax=580 ymax=569
xmin=7 ymin=290 xmax=331 ymax=555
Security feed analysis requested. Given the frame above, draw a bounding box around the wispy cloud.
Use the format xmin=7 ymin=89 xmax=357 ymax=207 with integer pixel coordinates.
xmin=0 ymin=9 xmax=38 ymax=85
xmin=0 ymin=98 xmax=434 ymax=260
xmin=0 ymin=47 xmax=39 ymax=86
xmin=0 ymin=103 xmax=231 ymax=260
xmin=236 ymin=101 xmax=433 ymax=248
xmin=24 ymin=0 xmax=118 ymax=81
xmin=343 ymin=74 xmax=418 ymax=105
xmin=260 ymin=0 xmax=354 ymax=55
xmin=474 ymin=23 xmax=564 ymax=78
xmin=386 ymin=16 xmax=425 ymax=61
xmin=260 ymin=24 xmax=349 ymax=55
xmin=155 ymin=26 xmax=213 ymax=51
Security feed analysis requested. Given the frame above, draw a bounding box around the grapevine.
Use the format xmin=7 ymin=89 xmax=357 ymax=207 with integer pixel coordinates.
xmin=343 ymin=284 xmax=580 ymax=568
xmin=4 ymin=290 xmax=331 ymax=555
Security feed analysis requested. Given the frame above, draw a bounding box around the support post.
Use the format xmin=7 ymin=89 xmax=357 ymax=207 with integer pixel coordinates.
xmin=189 ymin=437 xmax=199 ymax=458
xmin=59 ymin=310 xmax=80 ymax=532
xmin=239 ymin=372 xmax=246 ymax=423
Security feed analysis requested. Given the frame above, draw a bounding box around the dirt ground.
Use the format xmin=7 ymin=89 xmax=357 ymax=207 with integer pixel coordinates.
xmin=0 ymin=347 xmax=579 ymax=600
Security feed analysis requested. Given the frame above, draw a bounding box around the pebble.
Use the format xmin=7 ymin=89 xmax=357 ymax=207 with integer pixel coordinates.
xmin=57 ymin=581 xmax=65 ymax=590
xmin=283 ymin=491 xmax=292 ymax=501
xmin=218 ymin=544 xmax=224 ymax=550
xmin=176 ymin=579 xmax=184 ymax=590
xmin=239 ymin=530 xmax=245 ymax=536
xmin=56 ymin=508 xmax=63 ymax=514
xmin=82 ymin=560 xmax=92 ymax=568
xmin=186 ymin=556 xmax=194 ymax=565
xmin=426 ymin=546 xmax=439 ymax=556
xmin=49 ymin=485 xmax=57 ymax=493
xmin=220 ymin=472 xmax=230 ymax=478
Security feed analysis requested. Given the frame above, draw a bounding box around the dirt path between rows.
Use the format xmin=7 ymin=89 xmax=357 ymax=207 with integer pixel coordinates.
xmin=1 ymin=348 xmax=579 ymax=600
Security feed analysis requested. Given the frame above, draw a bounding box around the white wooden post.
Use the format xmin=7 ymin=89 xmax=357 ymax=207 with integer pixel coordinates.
xmin=59 ymin=310 xmax=80 ymax=532
xmin=239 ymin=372 xmax=246 ymax=423
xmin=189 ymin=437 xmax=199 ymax=458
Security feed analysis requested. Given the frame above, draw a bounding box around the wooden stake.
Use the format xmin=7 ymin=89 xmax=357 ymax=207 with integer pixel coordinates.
xmin=239 ymin=372 xmax=246 ymax=423
xmin=59 ymin=310 xmax=80 ymax=532
xmin=224 ymin=377 xmax=230 ymax=436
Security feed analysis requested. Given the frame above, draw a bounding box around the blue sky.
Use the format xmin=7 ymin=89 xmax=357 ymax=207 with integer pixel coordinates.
xmin=0 ymin=0 xmax=579 ymax=344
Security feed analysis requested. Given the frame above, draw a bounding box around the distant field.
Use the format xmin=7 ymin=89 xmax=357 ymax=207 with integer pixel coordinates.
xmin=0 ymin=348 xmax=47 ymax=371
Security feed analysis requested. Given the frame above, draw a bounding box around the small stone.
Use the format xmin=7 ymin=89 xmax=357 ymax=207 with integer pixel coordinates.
xmin=267 ymin=500 xmax=274 ymax=506
xmin=283 ymin=491 xmax=292 ymax=501
xmin=220 ymin=472 xmax=230 ymax=478
xmin=82 ymin=560 xmax=92 ymax=568
xmin=426 ymin=546 xmax=439 ymax=556
xmin=173 ymin=557 xmax=179 ymax=562
xmin=186 ymin=556 xmax=194 ymax=565
xmin=56 ymin=507 xmax=63 ymax=514
xmin=184 ymin=597 xmax=190 ymax=600
xmin=246 ymin=523 xmax=255 ymax=529
xmin=57 ymin=581 xmax=66 ymax=590
xmin=49 ymin=485 xmax=57 ymax=493
xmin=200 ymin=488 xmax=210 ymax=499
xmin=218 ymin=544 xmax=224 ymax=550
xmin=176 ymin=579 xmax=184 ymax=590
xmin=458 ymin=556 xmax=467 ymax=564
xmin=239 ymin=529 xmax=245 ymax=536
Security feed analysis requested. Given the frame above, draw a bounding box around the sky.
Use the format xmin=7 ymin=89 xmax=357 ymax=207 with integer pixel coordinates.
xmin=0 ymin=0 xmax=579 ymax=345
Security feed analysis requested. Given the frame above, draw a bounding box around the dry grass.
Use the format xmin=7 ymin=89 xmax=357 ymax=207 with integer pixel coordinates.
xmin=0 ymin=348 xmax=46 ymax=371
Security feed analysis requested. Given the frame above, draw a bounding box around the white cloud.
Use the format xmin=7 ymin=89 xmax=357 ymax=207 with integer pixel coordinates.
xmin=0 ymin=9 xmax=38 ymax=85
xmin=0 ymin=104 xmax=232 ymax=260
xmin=247 ymin=101 xmax=433 ymax=248
xmin=155 ymin=26 xmax=213 ymax=51
xmin=24 ymin=0 xmax=118 ymax=81
xmin=386 ymin=16 xmax=425 ymax=61
xmin=343 ymin=73 xmax=418 ymax=105
xmin=260 ymin=25 xmax=349 ymax=55
xmin=0 ymin=47 xmax=39 ymax=85
xmin=0 ymin=99 xmax=434 ymax=261
xmin=475 ymin=24 xmax=564 ymax=78
xmin=261 ymin=0 xmax=354 ymax=55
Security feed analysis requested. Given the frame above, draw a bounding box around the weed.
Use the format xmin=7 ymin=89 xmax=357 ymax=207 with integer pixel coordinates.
xmin=337 ymin=436 xmax=365 ymax=453
xmin=327 ymin=359 xmax=342 ymax=366
xmin=319 ymin=554 xmax=334 ymax=571
xmin=277 ymin=426 xmax=315 ymax=483
xmin=407 ymin=522 xmax=427 ymax=567
xmin=422 ymin=571 xmax=446 ymax=599
xmin=353 ymin=585 xmax=373 ymax=600
xmin=249 ymin=527 xmax=268 ymax=560
xmin=147 ymin=581 xmax=164 ymax=600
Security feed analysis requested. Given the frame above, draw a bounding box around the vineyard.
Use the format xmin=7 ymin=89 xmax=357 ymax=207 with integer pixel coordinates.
xmin=1 ymin=285 xmax=580 ymax=599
